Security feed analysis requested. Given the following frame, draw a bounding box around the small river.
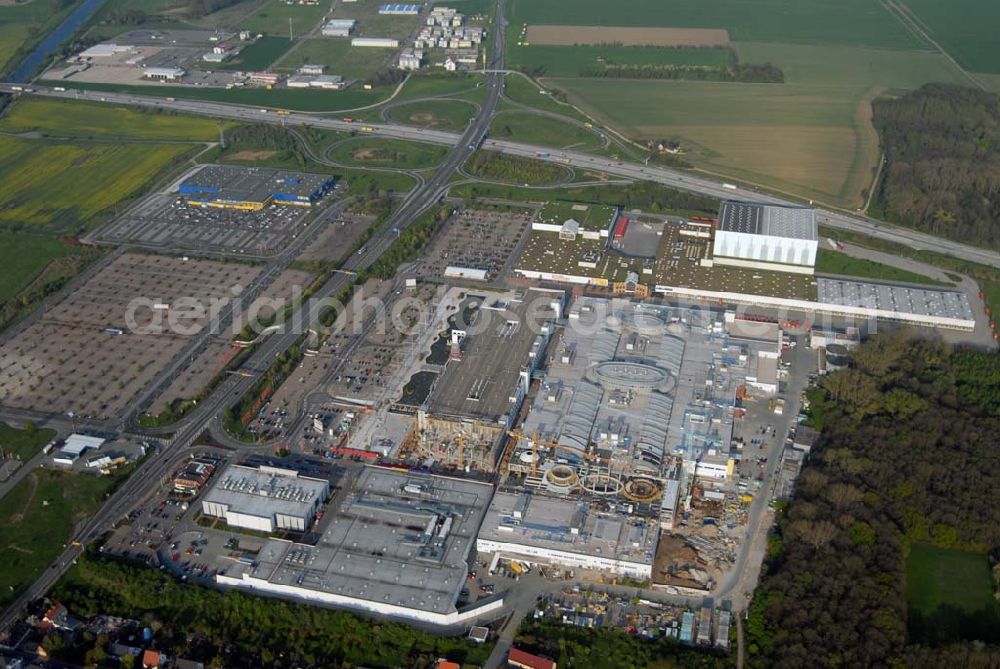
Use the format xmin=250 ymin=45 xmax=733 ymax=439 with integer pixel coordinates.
xmin=7 ymin=0 xmax=109 ymax=83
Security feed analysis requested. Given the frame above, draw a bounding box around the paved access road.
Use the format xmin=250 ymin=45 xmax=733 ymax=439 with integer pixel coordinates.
xmin=1 ymin=78 xmax=997 ymax=269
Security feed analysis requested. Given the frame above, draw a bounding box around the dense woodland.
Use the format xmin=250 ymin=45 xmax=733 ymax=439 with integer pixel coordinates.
xmin=50 ymin=553 xmax=488 ymax=668
xmin=465 ymin=150 xmax=566 ymax=185
xmin=872 ymin=84 xmax=1000 ymax=249
xmin=747 ymin=334 xmax=1000 ymax=668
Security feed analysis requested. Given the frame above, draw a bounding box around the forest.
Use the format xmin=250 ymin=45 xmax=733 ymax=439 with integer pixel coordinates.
xmin=746 ymin=334 xmax=1000 ymax=668
xmin=49 ymin=552 xmax=489 ymax=668
xmin=872 ymin=84 xmax=1000 ymax=250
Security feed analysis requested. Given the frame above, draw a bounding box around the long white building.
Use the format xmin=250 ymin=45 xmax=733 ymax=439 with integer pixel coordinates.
xmin=712 ymin=201 xmax=818 ymax=274
xmin=476 ymin=492 xmax=658 ymax=579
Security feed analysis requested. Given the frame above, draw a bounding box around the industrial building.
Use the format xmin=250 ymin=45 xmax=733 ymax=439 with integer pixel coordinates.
xmin=711 ymin=201 xmax=818 ymax=274
xmin=476 ymin=491 xmax=659 ymax=579
xmin=248 ymin=71 xmax=281 ymax=86
xmin=379 ymin=3 xmax=421 ymax=14
xmin=287 ymin=74 xmax=345 ymax=89
xmin=216 ymin=467 xmax=502 ymax=626
xmin=178 ymin=166 xmax=335 ymax=210
xmin=52 ymin=434 xmax=105 ymax=466
xmin=142 ymin=66 xmax=185 ymax=81
xmin=351 ymin=37 xmax=400 ymax=48
xmin=403 ymin=289 xmax=562 ymax=473
xmin=79 ymin=43 xmax=134 ymax=58
xmin=321 ymin=19 xmax=357 ymax=37
xmin=510 ymin=298 xmax=758 ymax=494
xmin=512 ymin=200 xmax=975 ymax=331
xmin=200 ymin=464 xmax=329 ymax=533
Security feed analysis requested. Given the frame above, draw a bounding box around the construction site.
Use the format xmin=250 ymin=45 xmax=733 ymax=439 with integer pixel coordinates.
xmin=465 ymin=296 xmax=788 ymax=584
xmin=389 ymin=287 xmax=564 ymax=474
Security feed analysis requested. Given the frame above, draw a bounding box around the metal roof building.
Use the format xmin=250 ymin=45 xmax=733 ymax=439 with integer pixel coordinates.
xmin=215 ymin=467 xmax=502 ymax=626
xmin=201 ymin=464 xmax=329 ymax=532
xmin=178 ymin=165 xmax=335 ymax=210
xmin=476 ymin=491 xmax=658 ymax=578
xmin=712 ymin=201 xmax=818 ymax=273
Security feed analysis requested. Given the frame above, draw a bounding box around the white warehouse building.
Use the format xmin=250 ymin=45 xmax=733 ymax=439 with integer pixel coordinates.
xmin=201 ymin=464 xmax=329 ymax=533
xmin=321 ymin=19 xmax=357 ymax=37
xmin=351 ymin=37 xmax=400 ymax=48
xmin=712 ymin=201 xmax=818 ymax=274
xmin=476 ymin=492 xmax=658 ymax=579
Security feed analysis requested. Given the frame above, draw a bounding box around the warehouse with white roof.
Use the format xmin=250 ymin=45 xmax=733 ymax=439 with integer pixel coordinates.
xmin=712 ymin=201 xmax=818 ymax=274
xmin=201 ymin=464 xmax=329 ymax=533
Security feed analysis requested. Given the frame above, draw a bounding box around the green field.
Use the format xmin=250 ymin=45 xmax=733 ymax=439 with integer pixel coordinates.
xmin=0 ymin=232 xmax=86 ymax=305
xmin=907 ymin=544 xmax=999 ymax=616
xmin=509 ymin=0 xmax=920 ymax=48
xmin=0 ymin=0 xmax=85 ymax=74
xmin=0 ymin=469 xmax=120 ymax=608
xmin=388 ymin=99 xmax=476 ymax=131
xmin=277 ymin=37 xmax=391 ymax=79
xmin=330 ymin=0 xmax=418 ymax=40
xmin=898 ymin=0 xmax=1000 ymax=74
xmin=551 ymin=43 xmax=966 ymax=207
xmin=508 ymin=44 xmax=731 ymax=78
xmin=491 ymin=111 xmax=602 ymax=151
xmin=242 ymin=0 xmax=327 ymax=36
xmin=327 ymin=137 xmax=448 ymax=169
xmin=815 ymin=250 xmax=947 ymax=286
xmin=0 ymin=97 xmax=230 ymax=141
xmin=500 ymin=74 xmax=588 ymax=121
xmin=218 ymin=35 xmax=295 ymax=71
xmin=0 ymin=423 xmax=55 ymax=462
xmin=0 ymin=136 xmax=192 ymax=232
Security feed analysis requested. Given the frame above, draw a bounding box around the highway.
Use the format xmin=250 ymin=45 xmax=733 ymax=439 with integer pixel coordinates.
xmin=0 ymin=0 xmax=994 ymax=647
xmin=1 ymin=80 xmax=998 ymax=269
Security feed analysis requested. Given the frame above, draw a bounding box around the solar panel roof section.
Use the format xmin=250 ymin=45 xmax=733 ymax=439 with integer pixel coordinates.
xmin=718 ymin=201 xmax=762 ymax=235
xmin=718 ymin=201 xmax=817 ymax=241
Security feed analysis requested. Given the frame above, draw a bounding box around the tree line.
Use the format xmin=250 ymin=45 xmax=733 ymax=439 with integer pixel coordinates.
xmin=872 ymin=83 xmax=1000 ymax=250
xmin=517 ymin=620 xmax=732 ymax=669
xmin=48 ymin=552 xmax=489 ymax=668
xmin=466 ymin=150 xmax=565 ymax=185
xmin=746 ymin=333 xmax=1000 ymax=668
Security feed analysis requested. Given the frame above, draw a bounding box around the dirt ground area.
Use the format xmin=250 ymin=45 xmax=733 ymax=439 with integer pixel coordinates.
xmin=0 ymin=254 xmax=261 ymax=420
xmin=412 ymin=208 xmax=532 ymax=280
xmin=226 ymin=150 xmax=279 ymax=161
xmin=526 ymin=25 xmax=730 ymax=47
xmin=297 ymin=213 xmax=374 ymax=265
xmin=149 ymin=268 xmax=313 ymax=414
xmin=331 ymin=282 xmax=438 ymax=403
